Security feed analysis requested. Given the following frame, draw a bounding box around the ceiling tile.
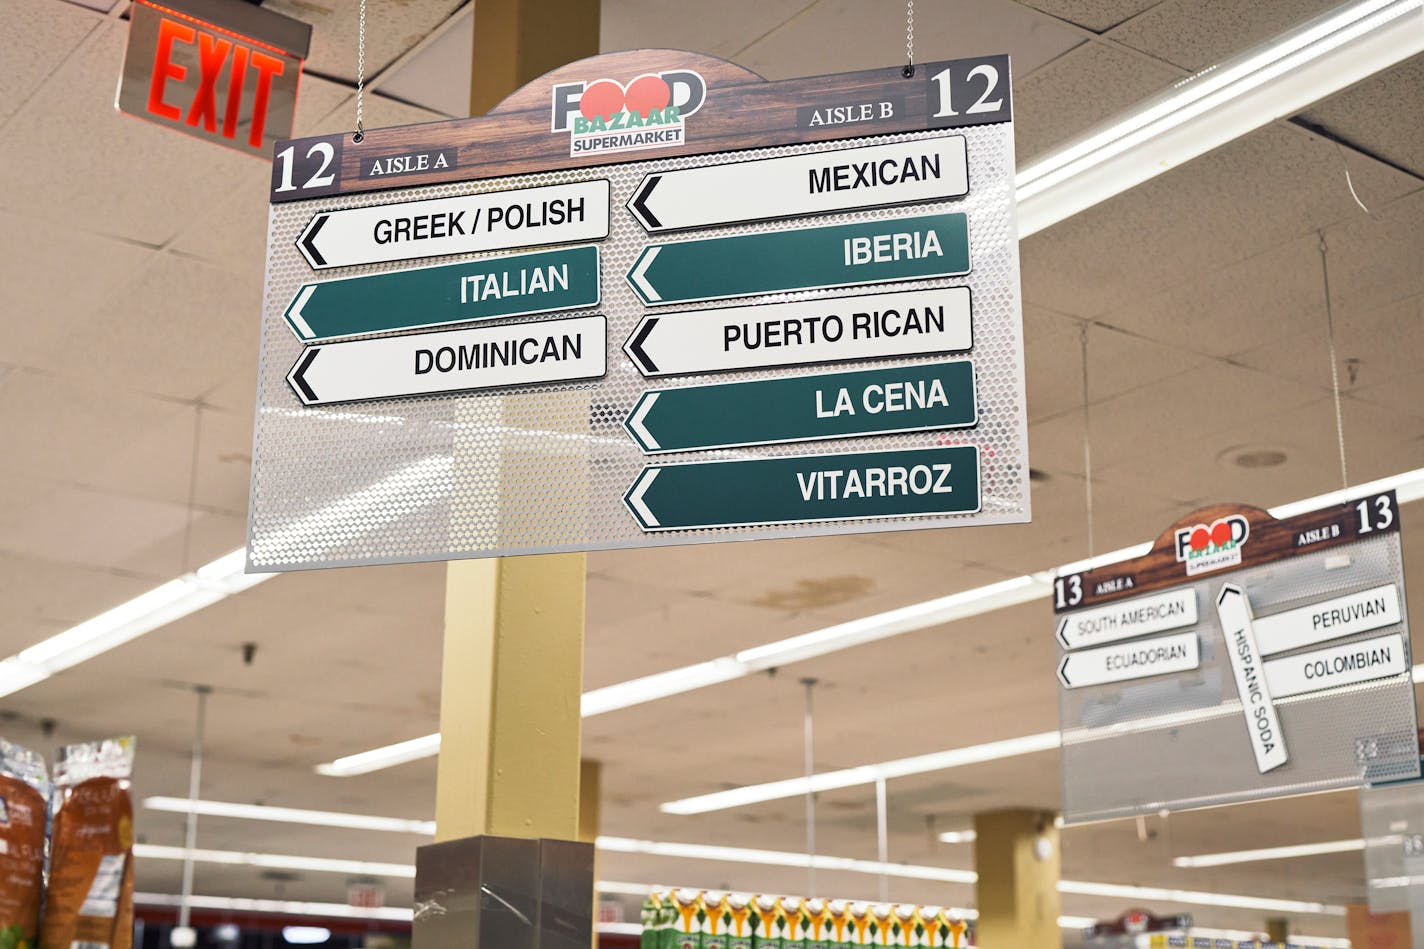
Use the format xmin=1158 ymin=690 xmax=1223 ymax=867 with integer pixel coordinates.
xmin=1 ymin=0 xmax=101 ymax=129
xmin=1107 ymin=0 xmax=1342 ymax=72
xmin=1013 ymin=0 xmax=1160 ymax=32
xmin=1298 ymin=54 xmax=1424 ymax=178
xmin=264 ymin=0 xmax=465 ymax=84
xmin=602 ymin=0 xmax=821 ymax=64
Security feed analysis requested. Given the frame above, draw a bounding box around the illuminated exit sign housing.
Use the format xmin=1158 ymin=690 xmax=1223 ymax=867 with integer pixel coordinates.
xmin=118 ymin=0 xmax=311 ymax=157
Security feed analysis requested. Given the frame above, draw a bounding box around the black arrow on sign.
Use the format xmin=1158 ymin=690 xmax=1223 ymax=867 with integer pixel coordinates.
xmin=629 ymin=175 xmax=663 ymax=231
xmin=1057 ymin=654 xmax=1072 ymax=687
xmin=288 ymin=346 xmax=321 ymax=404
xmin=626 ymin=317 xmax=660 ymax=374
xmin=1055 ymin=616 xmax=1070 ymax=649
xmin=298 ymin=213 xmax=329 ymax=268
xmin=1217 ymin=582 xmax=1243 ymax=608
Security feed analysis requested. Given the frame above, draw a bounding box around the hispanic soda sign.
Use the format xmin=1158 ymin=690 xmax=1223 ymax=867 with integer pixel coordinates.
xmin=1054 ymin=492 xmax=1418 ymax=822
xmin=247 ymin=49 xmax=1028 ymax=569
xmin=118 ymin=0 xmax=309 ymax=157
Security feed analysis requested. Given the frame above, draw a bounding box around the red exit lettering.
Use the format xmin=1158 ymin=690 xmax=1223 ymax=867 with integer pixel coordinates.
xmin=146 ymin=15 xmax=287 ymax=148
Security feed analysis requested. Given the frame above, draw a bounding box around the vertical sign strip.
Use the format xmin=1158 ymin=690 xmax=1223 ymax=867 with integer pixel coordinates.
xmin=1216 ymin=583 xmax=1289 ymax=774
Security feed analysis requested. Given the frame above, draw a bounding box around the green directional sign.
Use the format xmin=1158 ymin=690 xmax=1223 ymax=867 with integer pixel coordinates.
xmin=284 ymin=244 xmax=600 ymax=341
xmin=625 ymin=360 xmax=977 ymax=453
xmin=626 ymin=212 xmax=970 ymax=306
xmin=624 ymin=445 xmax=980 ymax=531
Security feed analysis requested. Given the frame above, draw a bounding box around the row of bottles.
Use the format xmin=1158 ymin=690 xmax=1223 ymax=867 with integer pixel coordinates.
xmin=639 ymin=889 xmax=972 ymax=948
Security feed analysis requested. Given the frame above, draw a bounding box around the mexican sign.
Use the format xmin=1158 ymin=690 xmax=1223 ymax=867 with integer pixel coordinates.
xmin=248 ymin=49 xmax=1027 ymax=569
xmin=1054 ymin=492 xmax=1417 ymax=823
xmin=119 ymin=0 xmax=310 ymax=157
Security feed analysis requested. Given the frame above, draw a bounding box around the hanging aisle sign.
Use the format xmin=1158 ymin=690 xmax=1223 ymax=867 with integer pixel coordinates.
xmin=248 ymin=49 xmax=1028 ymax=569
xmin=1053 ymin=491 xmax=1418 ymax=823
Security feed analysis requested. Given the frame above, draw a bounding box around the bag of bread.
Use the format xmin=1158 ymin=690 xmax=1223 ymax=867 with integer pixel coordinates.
xmin=41 ymin=738 xmax=135 ymax=949
xmin=0 ymin=740 xmax=49 ymax=949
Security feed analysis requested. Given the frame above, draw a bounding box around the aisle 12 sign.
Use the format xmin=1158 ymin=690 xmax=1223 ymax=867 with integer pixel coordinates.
xmin=1053 ymin=492 xmax=1419 ymax=824
xmin=248 ymin=49 xmax=1028 ymax=570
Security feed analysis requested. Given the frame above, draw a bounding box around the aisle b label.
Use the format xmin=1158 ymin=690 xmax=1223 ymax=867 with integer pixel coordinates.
xmin=626 ymin=361 xmax=977 ymax=453
xmin=627 ymin=213 xmax=970 ymax=305
xmin=285 ymin=246 xmax=600 ymax=341
xmin=625 ymin=446 xmax=980 ymax=531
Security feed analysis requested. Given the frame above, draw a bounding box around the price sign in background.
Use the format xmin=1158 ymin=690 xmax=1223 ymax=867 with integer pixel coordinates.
xmin=1054 ymin=493 xmax=1418 ymax=824
xmin=248 ymin=49 xmax=1028 ymax=569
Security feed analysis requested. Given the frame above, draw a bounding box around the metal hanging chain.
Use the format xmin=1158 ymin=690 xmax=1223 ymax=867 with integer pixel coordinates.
xmin=354 ymin=0 xmax=367 ymax=141
xmin=1080 ymin=324 xmax=1096 ymax=558
xmin=1319 ymin=232 xmax=1349 ymax=490
xmin=903 ymin=0 xmax=915 ymax=76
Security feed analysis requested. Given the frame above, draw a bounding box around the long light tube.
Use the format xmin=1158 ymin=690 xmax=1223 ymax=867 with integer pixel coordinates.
xmin=1016 ymin=0 xmax=1424 ymax=236
xmin=134 ymin=844 xmax=416 ymax=879
xmin=1173 ymin=838 xmax=1370 ymax=868
xmin=143 ymin=797 xmax=436 ymax=835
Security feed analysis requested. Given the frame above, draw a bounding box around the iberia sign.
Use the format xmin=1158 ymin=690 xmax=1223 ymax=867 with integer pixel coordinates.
xmin=119 ymin=0 xmax=310 ymax=157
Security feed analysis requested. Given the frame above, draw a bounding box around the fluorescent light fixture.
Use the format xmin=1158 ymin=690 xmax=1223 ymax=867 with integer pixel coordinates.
xmin=281 ymin=927 xmax=331 ymax=944
xmin=937 ymin=830 xmax=977 ymax=844
xmin=1173 ymin=838 xmax=1368 ymax=868
xmin=1015 ymin=0 xmax=1424 ymax=236
xmin=135 ymin=892 xmax=412 ymax=922
xmin=133 ymin=843 xmax=416 ymax=879
xmin=315 ymin=733 xmax=442 ymax=778
xmin=661 ymin=731 xmax=1061 ymax=815
xmin=143 ymin=797 xmax=436 ymax=835
xmin=1057 ymin=878 xmax=1343 ymax=916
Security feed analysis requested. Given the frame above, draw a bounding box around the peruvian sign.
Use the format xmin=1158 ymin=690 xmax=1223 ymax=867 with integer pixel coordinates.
xmin=1054 ymin=492 xmax=1417 ymax=823
xmin=248 ymin=49 xmax=1027 ymax=570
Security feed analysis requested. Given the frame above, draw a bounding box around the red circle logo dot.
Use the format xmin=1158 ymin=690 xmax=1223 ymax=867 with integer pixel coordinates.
xmin=623 ymin=75 xmax=671 ymax=117
xmin=1211 ymin=521 xmax=1233 ymax=547
xmin=1190 ymin=527 xmax=1211 ymax=551
xmin=579 ymin=80 xmax=625 ymax=121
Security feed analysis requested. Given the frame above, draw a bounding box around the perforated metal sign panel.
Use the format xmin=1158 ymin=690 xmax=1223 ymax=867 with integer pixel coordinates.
xmin=1054 ymin=493 xmax=1417 ymax=823
xmin=247 ymin=51 xmax=1029 ymax=570
xmin=1361 ymin=771 xmax=1424 ymax=914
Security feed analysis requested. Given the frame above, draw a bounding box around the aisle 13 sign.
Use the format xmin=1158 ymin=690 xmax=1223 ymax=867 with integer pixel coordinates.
xmin=118 ymin=0 xmax=310 ymax=157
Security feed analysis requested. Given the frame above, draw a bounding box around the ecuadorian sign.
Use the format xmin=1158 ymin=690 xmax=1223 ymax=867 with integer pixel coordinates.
xmin=248 ymin=49 xmax=1027 ymax=569
xmin=1053 ymin=493 xmax=1417 ymax=823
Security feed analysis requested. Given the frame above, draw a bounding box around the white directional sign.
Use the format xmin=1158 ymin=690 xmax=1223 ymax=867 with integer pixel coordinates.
xmin=1216 ymin=584 xmax=1289 ymax=774
xmin=1253 ymin=583 xmax=1402 ymax=656
xmin=286 ymin=315 xmax=607 ymax=406
xmin=1055 ymin=631 xmax=1200 ymax=689
xmin=295 ymin=180 xmax=611 ymax=269
xmin=626 ymin=138 xmax=969 ymax=232
xmin=624 ymin=287 xmax=972 ymax=377
xmin=1055 ymin=589 xmax=1198 ymax=651
xmin=1265 ymin=633 xmax=1409 ymax=700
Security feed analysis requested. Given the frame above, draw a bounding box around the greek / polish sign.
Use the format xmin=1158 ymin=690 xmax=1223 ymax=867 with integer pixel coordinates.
xmin=624 ymin=288 xmax=971 ymax=377
xmin=285 ymin=246 xmax=600 ymax=341
xmin=625 ymin=361 xmax=976 ymax=453
xmin=1253 ymin=583 xmax=1402 ymax=656
xmin=626 ymin=138 xmax=968 ymax=232
xmin=251 ymin=49 xmax=1027 ymax=569
xmin=295 ymin=181 xmax=610 ymax=269
xmin=625 ymin=446 xmax=980 ymax=531
xmin=286 ymin=316 xmax=606 ymax=405
xmin=1265 ymin=633 xmax=1408 ymax=700
xmin=626 ymin=213 xmax=969 ymax=305
xmin=1056 ymin=631 xmax=1200 ymax=689
xmin=1055 ymin=589 xmax=1197 ymax=651
xmin=1217 ymin=584 xmax=1289 ymax=774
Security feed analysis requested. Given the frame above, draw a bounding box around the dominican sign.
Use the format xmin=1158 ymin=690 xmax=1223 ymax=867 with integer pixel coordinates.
xmin=249 ymin=48 xmax=1027 ymax=570
xmin=1054 ymin=492 xmax=1418 ymax=823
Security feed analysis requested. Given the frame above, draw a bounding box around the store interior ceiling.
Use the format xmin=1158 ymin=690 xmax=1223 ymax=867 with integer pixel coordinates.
xmin=4 ymin=0 xmax=1424 ymax=941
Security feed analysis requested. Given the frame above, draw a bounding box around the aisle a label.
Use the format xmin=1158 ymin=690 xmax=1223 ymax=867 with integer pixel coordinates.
xmin=627 ymin=137 xmax=969 ymax=232
xmin=1216 ymin=584 xmax=1289 ymax=774
xmin=625 ymin=287 xmax=972 ymax=377
xmin=1056 ymin=589 xmax=1198 ymax=651
xmin=1264 ymin=633 xmax=1409 ymax=699
xmin=286 ymin=315 xmax=607 ymax=405
xmin=1254 ymin=584 xmax=1402 ymax=656
xmin=296 ymin=180 xmax=610 ymax=269
xmin=1055 ymin=631 xmax=1199 ymax=689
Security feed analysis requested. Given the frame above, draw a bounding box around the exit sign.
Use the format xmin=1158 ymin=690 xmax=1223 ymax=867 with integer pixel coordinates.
xmin=117 ymin=0 xmax=310 ymax=157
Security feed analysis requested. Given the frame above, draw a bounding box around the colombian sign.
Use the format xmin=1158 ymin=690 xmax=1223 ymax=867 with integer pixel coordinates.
xmin=249 ymin=48 xmax=1027 ymax=570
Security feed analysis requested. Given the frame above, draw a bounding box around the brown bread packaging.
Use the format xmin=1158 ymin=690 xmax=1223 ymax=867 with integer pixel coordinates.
xmin=0 ymin=741 xmax=49 ymax=949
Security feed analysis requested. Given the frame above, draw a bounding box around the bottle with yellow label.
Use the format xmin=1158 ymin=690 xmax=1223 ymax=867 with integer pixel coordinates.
xmin=726 ymin=893 xmax=754 ymax=949
xmin=752 ymin=895 xmax=781 ymax=949
xmin=702 ymin=892 xmax=728 ymax=949
xmin=780 ymin=897 xmax=807 ymax=948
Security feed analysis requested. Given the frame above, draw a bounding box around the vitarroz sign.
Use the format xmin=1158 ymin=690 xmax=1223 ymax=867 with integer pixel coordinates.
xmin=248 ymin=49 xmax=1027 ymax=569
xmin=1053 ymin=492 xmax=1418 ymax=823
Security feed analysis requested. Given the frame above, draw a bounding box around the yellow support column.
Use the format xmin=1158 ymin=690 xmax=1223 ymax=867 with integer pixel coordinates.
xmin=972 ymin=809 xmax=1061 ymax=949
xmin=433 ymin=0 xmax=601 ymax=846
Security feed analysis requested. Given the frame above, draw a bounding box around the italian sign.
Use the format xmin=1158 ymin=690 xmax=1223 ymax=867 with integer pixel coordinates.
xmin=248 ymin=49 xmax=1027 ymax=569
xmin=1054 ymin=492 xmax=1417 ymax=822
xmin=119 ymin=0 xmax=309 ymax=157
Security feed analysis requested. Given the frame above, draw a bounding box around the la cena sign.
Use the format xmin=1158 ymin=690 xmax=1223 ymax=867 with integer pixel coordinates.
xmin=118 ymin=0 xmax=310 ymax=157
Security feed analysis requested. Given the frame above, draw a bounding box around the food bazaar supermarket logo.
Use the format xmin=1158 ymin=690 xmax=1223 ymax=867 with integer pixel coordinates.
xmin=1174 ymin=515 xmax=1250 ymax=576
xmin=551 ymin=71 xmax=706 ymax=156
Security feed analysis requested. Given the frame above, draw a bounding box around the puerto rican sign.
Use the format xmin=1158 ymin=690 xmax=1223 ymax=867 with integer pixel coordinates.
xmin=1054 ymin=492 xmax=1417 ymax=822
xmin=249 ymin=49 xmax=1027 ymax=570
